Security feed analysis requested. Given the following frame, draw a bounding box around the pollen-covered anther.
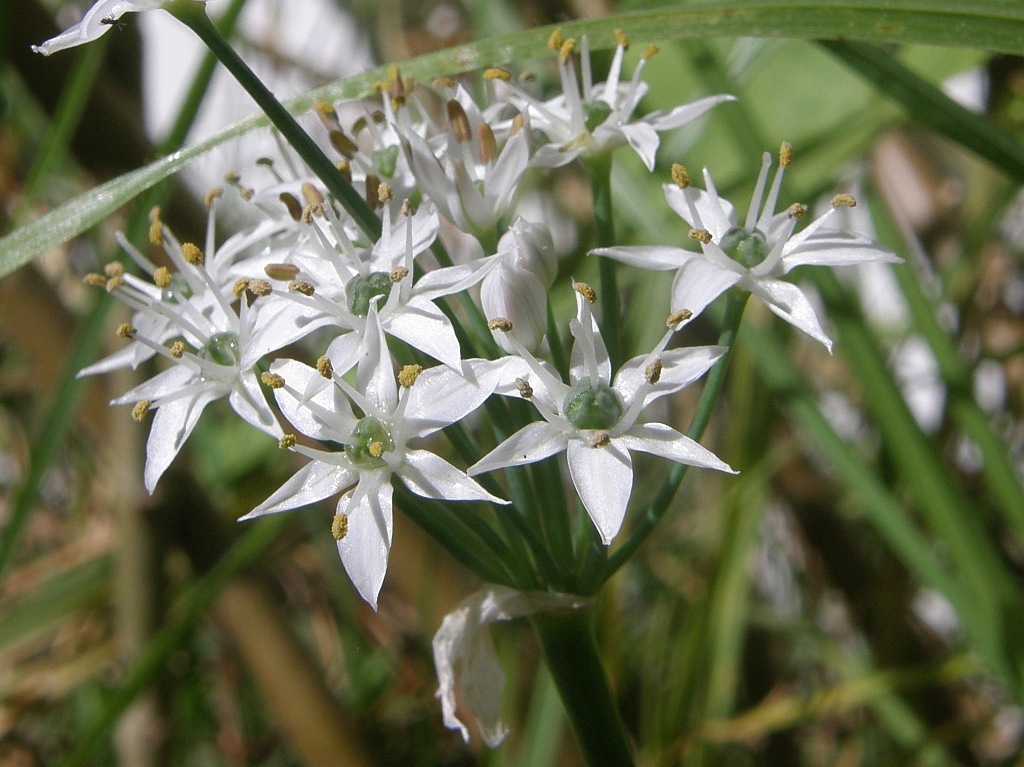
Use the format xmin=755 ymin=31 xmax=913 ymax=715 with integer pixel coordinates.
xmin=671 ymin=163 xmax=691 ymax=189
xmin=559 ymin=38 xmax=576 ymax=62
xmin=483 ymin=67 xmax=512 ymax=81
xmin=104 ymin=261 xmax=124 ymax=278
xmin=446 ymin=100 xmax=472 ymax=144
xmin=689 ymin=228 xmax=713 ymax=244
xmin=131 ymin=401 xmax=151 ymax=422
xmin=279 ymin=192 xmax=303 ymax=221
xmin=477 ymin=124 xmax=497 ymax=164
xmin=510 ymin=114 xmax=526 ymax=137
xmin=261 ymin=371 xmax=286 ymax=389
xmin=301 ymin=205 xmax=322 ymax=224
xmin=288 ymin=280 xmax=316 ymax=296
xmin=614 ymin=28 xmax=630 ymax=49
xmin=148 ymin=206 xmax=161 ymax=224
xmin=116 ymin=322 xmax=137 ymax=339
xmin=666 ymin=309 xmax=693 ymax=328
xmin=832 ymin=193 xmax=857 ymax=208
xmin=148 ymin=220 xmax=164 ymax=246
xmin=488 ymin=317 xmax=514 ymax=332
xmin=301 ymin=182 xmax=325 ymax=207
xmin=547 ymin=27 xmax=565 ymax=52
xmin=331 ymin=513 xmax=348 ymax=541
xmin=314 ymin=99 xmax=339 ymax=129
xmin=153 ymin=266 xmax=171 ymax=288
xmin=390 ymin=267 xmax=409 ymax=283
xmin=400 ymin=199 xmax=413 ymax=217
xmin=378 ymin=182 xmax=393 ymax=203
xmin=232 ymin=279 xmax=249 ymax=298
xmin=787 ymin=203 xmax=807 ymax=219
xmin=181 ymin=242 xmax=204 ymax=266
xmin=365 ymin=174 xmax=381 ymax=210
xmin=316 ymin=355 xmax=333 ymax=379
xmin=779 ymin=142 xmax=793 ymax=167
xmin=368 ymin=441 xmax=385 ymax=458
xmin=398 ymin=364 xmax=423 ymax=388
xmin=169 ymin=340 xmax=186 ymax=358
xmin=279 ymin=434 xmax=298 ymax=450
xmin=83 ymin=273 xmax=107 ymax=287
xmin=515 ymin=378 xmax=533 ymax=399
xmin=330 ymin=130 xmax=358 ymax=159
xmin=573 ymin=281 xmax=597 ymax=303
xmin=204 ymin=186 xmax=223 ymax=207
xmin=642 ymin=44 xmax=659 ymax=59
xmin=588 ymin=431 xmax=611 ymax=448
xmin=249 ymin=279 xmax=272 ymax=297
xmin=645 ymin=359 xmax=663 ymax=384
xmin=106 ymin=275 xmax=126 ymax=292
xmin=336 ymin=161 xmax=352 ymax=182
xmin=239 ymin=187 xmax=254 ymax=202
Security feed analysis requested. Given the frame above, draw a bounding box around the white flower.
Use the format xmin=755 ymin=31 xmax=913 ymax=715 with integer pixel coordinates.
xmin=32 ymin=0 xmax=206 ymax=56
xmin=470 ymin=287 xmax=734 ymax=544
xmin=241 ymin=308 xmax=511 ymax=608
xmin=508 ymin=32 xmax=733 ymax=170
xmin=593 ymin=150 xmax=901 ymax=351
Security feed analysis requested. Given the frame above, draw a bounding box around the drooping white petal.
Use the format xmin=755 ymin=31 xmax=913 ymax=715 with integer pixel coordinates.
xmin=143 ymin=388 xmax=219 ymax=493
xmin=399 ymin=450 xmax=508 ymax=504
xmin=111 ymin=364 xmax=195 ymax=406
xmin=32 ymin=0 xmax=168 ymax=56
xmin=617 ymin=121 xmax=660 ymax=170
xmin=229 ymin=372 xmax=283 ymax=438
xmin=617 ymin=422 xmax=735 ymax=473
xmin=748 ymin=277 xmax=834 ymax=352
xmin=669 ymin=258 xmax=743 ymax=319
xmin=481 ymin=263 xmax=548 ymax=352
xmin=469 ymin=421 xmax=569 ymax=476
xmin=337 ymin=476 xmax=393 ymax=609
xmin=614 ymin=345 xmax=726 ymax=410
xmin=780 ymin=231 xmax=901 ymax=272
xmin=566 ymin=437 xmax=632 ymax=544
xmin=241 ymin=460 xmax=356 ymax=519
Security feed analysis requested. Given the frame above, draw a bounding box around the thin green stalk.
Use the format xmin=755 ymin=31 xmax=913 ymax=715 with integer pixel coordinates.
xmin=531 ymin=608 xmax=635 ymax=767
xmin=602 ymin=290 xmax=748 ymax=581
xmin=166 ymin=0 xmax=381 ymax=240
xmin=588 ymin=155 xmax=621 ymax=371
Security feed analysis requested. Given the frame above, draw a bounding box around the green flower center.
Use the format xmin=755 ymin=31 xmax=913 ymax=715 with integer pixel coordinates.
xmin=373 ymin=146 xmax=399 ymax=179
xmin=719 ymin=226 xmax=769 ymax=269
xmin=199 ymin=332 xmax=240 ymax=367
xmin=563 ymin=381 xmax=623 ymax=430
xmin=161 ymin=274 xmax=194 ymax=304
xmin=344 ymin=416 xmax=395 ymax=469
xmin=346 ymin=272 xmax=392 ymax=317
xmin=583 ymin=101 xmax=613 ymax=133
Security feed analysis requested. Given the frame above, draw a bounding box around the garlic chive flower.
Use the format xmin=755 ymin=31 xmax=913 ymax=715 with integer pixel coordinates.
xmin=593 ymin=148 xmax=900 ymax=351
xmin=471 ymin=286 xmax=734 ymax=544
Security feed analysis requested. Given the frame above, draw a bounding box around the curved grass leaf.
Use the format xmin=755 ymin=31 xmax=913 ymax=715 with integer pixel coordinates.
xmin=3 ymin=0 xmax=1024 ymax=278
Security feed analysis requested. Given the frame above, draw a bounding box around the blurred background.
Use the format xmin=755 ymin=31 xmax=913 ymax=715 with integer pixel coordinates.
xmin=3 ymin=0 xmax=1024 ymax=765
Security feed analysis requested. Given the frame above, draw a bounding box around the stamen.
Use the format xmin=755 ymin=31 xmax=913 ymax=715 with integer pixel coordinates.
xmin=233 ymin=279 xmax=249 ymax=298
xmin=331 ymin=514 xmax=348 ymax=541
xmin=483 ymin=67 xmax=511 ymax=81
xmin=398 ymin=364 xmax=422 ymax=388
xmin=572 ymin=281 xmax=596 ymax=303
xmin=336 ymin=160 xmax=352 ymax=182
xmin=330 ymin=130 xmax=358 ymax=159
xmin=378 ymin=182 xmax=393 ymax=203
xmin=515 ymin=378 xmax=533 ymax=398
xmin=559 ymin=38 xmax=576 ymax=63
xmin=547 ymin=28 xmax=564 ymax=52
xmin=477 ymin=123 xmax=497 ymax=165
xmin=390 ymin=267 xmax=409 ymax=283
xmin=510 ymin=114 xmax=526 ymax=137
xmin=83 ymin=273 xmax=106 ymax=287
xmin=314 ymin=99 xmax=339 ymax=129
xmin=671 ymin=163 xmax=691 ymax=189
xmin=204 ymin=187 xmax=223 ymax=207
xmin=614 ymin=28 xmax=630 ymax=49
xmin=181 ymin=243 xmax=204 ymax=266
xmin=289 ymin=280 xmax=316 ymax=296
xmin=261 ymin=371 xmax=286 ymax=389
xmin=279 ymin=434 xmax=297 ymax=449
xmin=132 ymin=401 xmax=151 ymax=422
xmin=488 ymin=318 xmax=514 ymax=332
xmin=433 ymin=76 xmax=456 ymax=88
xmin=104 ymin=261 xmax=124 ymax=278
xmin=279 ymin=192 xmax=303 ymax=221
xmin=116 ymin=322 xmax=136 ymax=339
xmin=779 ymin=141 xmax=793 ymax=167
xmin=368 ymin=441 xmax=385 ymax=458
xmin=301 ymin=183 xmax=325 ymax=207
xmin=832 ymin=193 xmax=857 ymax=208
xmin=400 ymin=198 xmax=413 ymax=217
xmin=106 ymin=275 xmax=126 ymax=292
xmin=689 ymin=229 xmax=712 ymax=244
xmin=645 ymin=359 xmax=663 ymax=384
xmin=265 ymin=263 xmax=299 ymax=281
xmin=641 ymin=44 xmax=659 ymax=59
xmin=169 ymin=341 xmax=186 ymax=358
xmin=447 ymin=100 xmax=472 ymax=144
xmin=249 ymin=279 xmax=272 ymax=297
xmin=365 ymin=174 xmax=381 ymax=210
xmin=787 ymin=203 xmax=807 ymax=219
xmin=148 ymin=220 xmax=163 ymax=246
xmin=153 ymin=266 xmax=171 ymax=288
xmin=588 ymin=431 xmax=611 ymax=448
xmin=316 ymin=355 xmax=334 ymax=379
xmin=666 ymin=309 xmax=693 ymax=328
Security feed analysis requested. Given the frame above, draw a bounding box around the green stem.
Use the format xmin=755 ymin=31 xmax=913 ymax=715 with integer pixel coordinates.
xmin=531 ymin=608 xmax=635 ymax=767
xmin=601 ymin=290 xmax=748 ymax=581
xmin=588 ymin=154 xmax=621 ymax=370
xmin=166 ymin=1 xmax=381 ymax=240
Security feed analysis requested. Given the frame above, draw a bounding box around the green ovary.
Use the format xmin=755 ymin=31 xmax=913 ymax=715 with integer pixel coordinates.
xmin=719 ymin=226 xmax=769 ymax=269
xmin=346 ymin=272 xmax=392 ymax=317
xmin=344 ymin=417 xmax=395 ymax=469
xmin=563 ymin=382 xmax=623 ymax=430
xmin=199 ymin=332 xmax=240 ymax=366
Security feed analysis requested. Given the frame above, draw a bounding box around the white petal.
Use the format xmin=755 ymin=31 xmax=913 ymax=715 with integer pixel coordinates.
xmin=469 ymin=421 xmax=569 ymax=475
xmin=32 ymin=0 xmax=160 ymax=56
xmin=645 ymin=94 xmax=736 ymax=131
xmin=403 ymin=363 xmax=493 ymax=437
xmin=143 ymin=388 xmax=218 ymax=493
xmin=670 ymin=259 xmax=743 ymax=319
xmin=241 ymin=460 xmax=356 ymax=519
xmin=781 ymin=231 xmax=900 ymax=271
xmin=414 ymin=255 xmax=501 ymax=301
xmin=618 ymin=122 xmax=660 ymax=170
xmin=229 ymin=372 xmax=283 ymax=438
xmin=400 ymin=449 xmax=508 ymax=503
xmin=566 ymin=437 xmax=632 ymax=544
xmin=271 ymin=359 xmax=352 ymax=441
xmin=358 ymin=306 xmax=397 ymax=414
xmin=617 ymin=422 xmax=734 ymax=473
xmin=590 ymin=245 xmax=687 ymax=271
xmin=664 ymin=184 xmax=736 ymax=239
xmin=749 ymin=278 xmax=834 ymax=352
xmin=384 ymin=297 xmax=463 ymax=368
xmin=615 ymin=345 xmax=726 ymax=409
xmin=338 ymin=478 xmax=393 ymax=609
xmin=111 ymin=364 xmax=195 ymax=405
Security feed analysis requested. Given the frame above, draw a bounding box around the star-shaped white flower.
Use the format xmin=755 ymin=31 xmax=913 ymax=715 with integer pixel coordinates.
xmin=470 ymin=286 xmax=734 ymax=544
xmin=593 ymin=150 xmax=901 ymax=351
xmin=33 ymin=0 xmax=206 ymax=56
xmin=241 ymin=308 xmax=511 ymax=608
xmin=507 ymin=31 xmax=733 ymax=170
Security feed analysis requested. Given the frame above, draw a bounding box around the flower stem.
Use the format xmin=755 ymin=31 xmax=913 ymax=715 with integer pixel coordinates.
xmin=588 ymin=154 xmax=621 ymax=370
xmin=531 ymin=608 xmax=636 ymax=767
xmin=600 ymin=290 xmax=748 ymax=582
xmin=165 ymin=1 xmax=381 ymax=240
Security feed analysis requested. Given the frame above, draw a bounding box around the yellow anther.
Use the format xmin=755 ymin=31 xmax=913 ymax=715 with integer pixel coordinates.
xmin=336 ymin=160 xmax=352 ymax=182
xmin=83 ymin=273 xmax=107 ymax=287
xmin=547 ymin=28 xmax=565 ymax=52
xmin=378 ymin=182 xmax=393 ymax=203
xmin=279 ymin=192 xmax=303 ymax=221
xmin=169 ymin=340 xmax=186 ymax=358
xmin=181 ymin=242 xmax=204 ymax=266
xmin=204 ymin=186 xmax=223 ymax=207
xmin=666 ymin=309 xmax=693 ymax=329
xmin=331 ymin=514 xmax=348 ymax=541
xmin=261 ymin=371 xmax=286 ymax=389
xmin=641 ymin=44 xmax=659 ymax=59
xmin=116 ymin=322 xmax=136 ymax=339
xmin=572 ymin=281 xmax=597 ymax=303
xmin=559 ymin=38 xmax=576 ymax=63
xmin=787 ymin=203 xmax=807 ymax=219
xmin=279 ymin=434 xmax=297 ymax=449
xmin=779 ymin=142 xmax=793 ymax=167
xmin=510 ymin=114 xmax=526 ymax=137
xmin=832 ymin=193 xmax=857 ymax=208
xmin=488 ymin=317 xmax=514 ymax=332
xmin=689 ymin=229 xmax=713 ymax=244
xmin=132 ymin=401 xmax=151 ymax=422
xmin=645 ymin=359 xmax=663 ymax=384
xmin=483 ymin=67 xmax=512 ymax=81
xmin=390 ymin=267 xmax=409 ymax=283
xmin=148 ymin=206 xmax=161 ymax=223
xmin=153 ymin=266 xmax=171 ymax=288
xmin=289 ymin=280 xmax=315 ymax=296
xmin=301 ymin=182 xmax=325 ymax=207
xmin=398 ymin=364 xmax=423 ymax=388
xmin=368 ymin=441 xmax=385 ymax=458
xmin=365 ymin=174 xmax=381 ymax=211
xmin=314 ymin=99 xmax=339 ymax=128
xmin=614 ymin=28 xmax=630 ymax=49
xmin=316 ymin=355 xmax=333 ymax=379
xmin=249 ymin=279 xmax=272 ymax=297
xmin=223 ymin=171 xmax=241 ymax=184
xmin=477 ymin=123 xmax=497 ymax=165
xmin=588 ymin=431 xmax=611 ymax=448
xmin=301 ymin=205 xmax=321 ymax=224
xmin=671 ymin=163 xmax=691 ymax=189
xmin=104 ymin=261 xmax=124 ymax=278
xmin=446 ymin=100 xmax=472 ymax=144
xmin=515 ymin=378 xmax=533 ymax=399
xmin=106 ymin=275 xmax=126 ymax=292
xmin=148 ymin=220 xmax=164 ymax=246
xmin=400 ymin=199 xmax=413 ymax=217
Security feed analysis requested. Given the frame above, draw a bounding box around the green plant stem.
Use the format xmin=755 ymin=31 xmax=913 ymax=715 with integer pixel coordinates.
xmin=531 ymin=608 xmax=636 ymax=767
xmin=166 ymin=0 xmax=382 ymax=240
xmin=588 ymin=154 xmax=621 ymax=371
xmin=601 ymin=290 xmax=748 ymax=581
